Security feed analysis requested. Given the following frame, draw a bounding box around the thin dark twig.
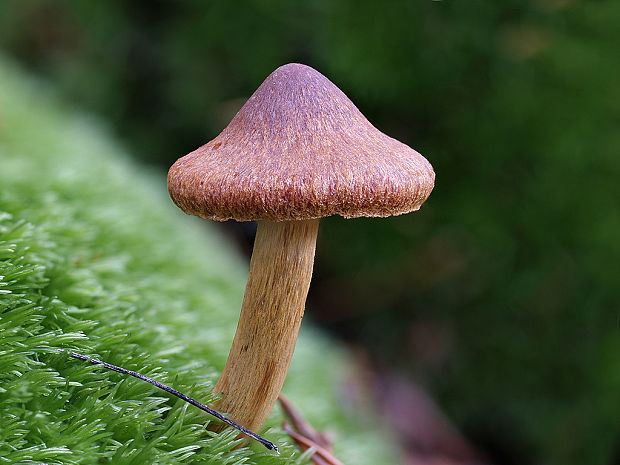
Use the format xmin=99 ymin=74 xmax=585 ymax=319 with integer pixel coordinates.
xmin=56 ymin=348 xmax=278 ymax=453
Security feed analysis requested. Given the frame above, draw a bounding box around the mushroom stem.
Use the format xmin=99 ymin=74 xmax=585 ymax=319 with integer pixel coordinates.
xmin=213 ymin=218 xmax=319 ymax=432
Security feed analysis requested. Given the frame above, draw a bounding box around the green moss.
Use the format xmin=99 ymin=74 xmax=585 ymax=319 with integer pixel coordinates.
xmin=0 ymin=56 xmax=397 ymax=464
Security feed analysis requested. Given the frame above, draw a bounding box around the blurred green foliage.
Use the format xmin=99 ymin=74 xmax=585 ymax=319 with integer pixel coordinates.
xmin=1 ymin=0 xmax=619 ymax=463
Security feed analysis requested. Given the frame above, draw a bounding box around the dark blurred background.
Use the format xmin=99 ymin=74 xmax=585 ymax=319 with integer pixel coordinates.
xmin=1 ymin=1 xmax=618 ymax=464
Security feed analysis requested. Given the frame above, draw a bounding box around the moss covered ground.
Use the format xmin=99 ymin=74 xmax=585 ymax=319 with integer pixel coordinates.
xmin=0 ymin=56 xmax=397 ymax=464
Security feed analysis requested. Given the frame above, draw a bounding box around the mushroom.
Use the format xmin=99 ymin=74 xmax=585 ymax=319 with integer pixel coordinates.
xmin=167 ymin=63 xmax=435 ymax=433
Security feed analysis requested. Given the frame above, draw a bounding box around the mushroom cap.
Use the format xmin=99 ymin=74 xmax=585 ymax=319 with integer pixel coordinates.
xmin=168 ymin=63 xmax=435 ymax=222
